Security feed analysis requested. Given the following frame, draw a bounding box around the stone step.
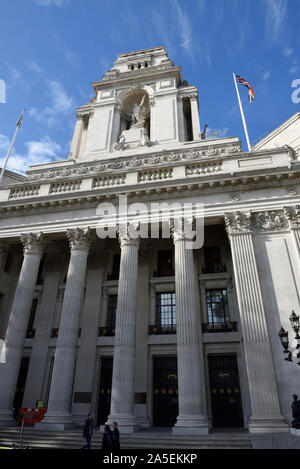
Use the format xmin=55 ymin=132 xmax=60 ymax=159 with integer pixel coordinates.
xmin=0 ymin=427 xmax=252 ymax=449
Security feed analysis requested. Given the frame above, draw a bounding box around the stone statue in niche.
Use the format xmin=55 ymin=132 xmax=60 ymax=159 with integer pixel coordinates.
xmin=130 ymin=96 xmax=147 ymax=129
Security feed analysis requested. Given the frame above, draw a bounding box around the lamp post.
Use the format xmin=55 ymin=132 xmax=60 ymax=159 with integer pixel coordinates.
xmin=278 ymin=310 xmax=300 ymax=365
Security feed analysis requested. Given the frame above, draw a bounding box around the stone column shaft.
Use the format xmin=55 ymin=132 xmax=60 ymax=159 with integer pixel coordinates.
xmin=40 ymin=228 xmax=91 ymax=429
xmin=108 ymin=234 xmax=139 ymax=432
xmin=0 ymin=233 xmax=43 ymax=425
xmin=226 ymin=212 xmax=288 ymax=433
xmin=22 ymin=270 xmax=61 ymax=407
xmin=172 ymin=224 xmax=209 ymax=435
xmin=190 ymin=95 xmax=201 ymax=140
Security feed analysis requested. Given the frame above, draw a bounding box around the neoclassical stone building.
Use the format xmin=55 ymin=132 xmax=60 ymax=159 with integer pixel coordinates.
xmin=0 ymin=47 xmax=299 ymax=439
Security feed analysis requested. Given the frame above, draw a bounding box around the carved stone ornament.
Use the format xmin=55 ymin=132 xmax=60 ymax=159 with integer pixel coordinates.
xmin=21 ymin=232 xmax=44 ymax=256
xmin=251 ymin=210 xmax=286 ymax=232
xmin=67 ymin=227 xmax=93 ymax=252
xmin=284 ymin=205 xmax=300 ymax=228
xmin=117 ymin=222 xmax=140 ymax=248
xmin=170 ymin=217 xmax=195 ymax=243
xmin=224 ymin=211 xmax=252 ymax=235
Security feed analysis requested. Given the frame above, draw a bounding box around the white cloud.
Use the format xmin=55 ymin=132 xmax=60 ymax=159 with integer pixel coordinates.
xmin=27 ymin=61 xmax=43 ymax=74
xmin=172 ymin=0 xmax=193 ymax=59
xmin=262 ymin=70 xmax=271 ymax=80
xmin=29 ymin=80 xmax=74 ymax=127
xmin=0 ymin=134 xmax=62 ymax=172
xmin=35 ymin=0 xmax=70 ymax=6
xmin=265 ymin=0 xmax=287 ymax=41
xmin=289 ymin=65 xmax=299 ymax=74
xmin=283 ymin=47 xmax=293 ymax=57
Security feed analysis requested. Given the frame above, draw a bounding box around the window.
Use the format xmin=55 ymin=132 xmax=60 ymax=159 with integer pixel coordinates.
xmin=206 ymin=289 xmax=229 ymax=326
xmin=107 ymin=254 xmax=120 ymax=280
xmin=4 ymin=253 xmax=13 ymax=274
xmin=203 ymin=246 xmax=225 ymax=273
xmin=107 ymin=295 xmax=118 ymax=328
xmin=156 ymin=292 xmax=176 ymax=327
xmin=156 ymin=250 xmax=174 ymax=277
xmin=26 ymin=298 xmax=38 ymax=337
xmin=36 ymin=259 xmax=44 ymax=285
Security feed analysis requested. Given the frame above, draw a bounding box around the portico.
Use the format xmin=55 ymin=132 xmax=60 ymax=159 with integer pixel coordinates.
xmin=0 ymin=48 xmax=299 ymax=446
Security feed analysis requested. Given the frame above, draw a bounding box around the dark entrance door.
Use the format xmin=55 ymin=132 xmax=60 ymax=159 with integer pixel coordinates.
xmin=97 ymin=357 xmax=113 ymax=426
xmin=208 ymin=355 xmax=244 ymax=428
xmin=153 ymin=356 xmax=178 ymax=427
xmin=13 ymin=357 xmax=30 ymax=416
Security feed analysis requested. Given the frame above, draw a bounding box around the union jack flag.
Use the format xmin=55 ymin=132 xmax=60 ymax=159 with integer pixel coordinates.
xmin=236 ymin=75 xmax=255 ymax=103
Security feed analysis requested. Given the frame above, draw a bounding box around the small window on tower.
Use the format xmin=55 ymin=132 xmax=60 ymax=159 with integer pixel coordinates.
xmin=145 ymin=62 xmax=148 ymax=68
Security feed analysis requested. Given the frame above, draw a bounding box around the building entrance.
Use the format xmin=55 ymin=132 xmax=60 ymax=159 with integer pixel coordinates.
xmin=208 ymin=355 xmax=244 ymax=428
xmin=153 ymin=356 xmax=178 ymax=427
xmin=97 ymin=357 xmax=113 ymax=426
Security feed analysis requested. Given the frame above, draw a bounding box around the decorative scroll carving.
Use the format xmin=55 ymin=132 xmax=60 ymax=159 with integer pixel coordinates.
xmin=251 ymin=211 xmax=286 ymax=232
xmin=26 ymin=143 xmax=242 ymax=182
xmin=21 ymin=232 xmax=44 ymax=256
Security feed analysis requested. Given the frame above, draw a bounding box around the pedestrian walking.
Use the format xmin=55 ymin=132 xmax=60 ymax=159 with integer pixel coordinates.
xmin=102 ymin=424 xmax=113 ymax=450
xmin=112 ymin=421 xmax=120 ymax=450
xmin=81 ymin=412 xmax=93 ymax=449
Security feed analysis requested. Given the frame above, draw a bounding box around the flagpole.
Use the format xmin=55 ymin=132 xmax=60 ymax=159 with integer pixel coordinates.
xmin=0 ymin=109 xmax=25 ymax=186
xmin=233 ymin=73 xmax=251 ymax=152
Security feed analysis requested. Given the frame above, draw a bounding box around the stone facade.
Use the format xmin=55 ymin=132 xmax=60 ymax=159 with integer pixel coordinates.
xmin=0 ymin=47 xmax=299 ymax=442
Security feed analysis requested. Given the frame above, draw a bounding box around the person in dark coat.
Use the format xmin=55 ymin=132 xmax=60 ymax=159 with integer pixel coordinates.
xmin=112 ymin=421 xmax=120 ymax=450
xmin=102 ymin=424 xmax=113 ymax=450
xmin=81 ymin=412 xmax=93 ymax=449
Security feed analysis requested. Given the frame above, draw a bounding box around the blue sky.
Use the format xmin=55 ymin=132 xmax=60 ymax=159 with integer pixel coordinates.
xmin=0 ymin=0 xmax=299 ymax=174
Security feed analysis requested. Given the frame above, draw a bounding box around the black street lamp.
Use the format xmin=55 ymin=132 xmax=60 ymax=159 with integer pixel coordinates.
xmin=278 ymin=310 xmax=300 ymax=365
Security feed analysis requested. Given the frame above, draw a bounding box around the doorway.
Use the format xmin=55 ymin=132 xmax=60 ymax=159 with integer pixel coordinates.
xmin=153 ymin=356 xmax=178 ymax=427
xmin=208 ymin=355 xmax=244 ymax=428
xmin=97 ymin=357 xmax=113 ymax=426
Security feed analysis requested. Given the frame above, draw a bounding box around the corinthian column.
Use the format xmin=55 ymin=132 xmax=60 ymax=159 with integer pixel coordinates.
xmin=225 ymin=211 xmax=288 ymax=434
xmin=0 ymin=233 xmax=44 ymax=425
xmin=107 ymin=227 xmax=140 ymax=433
xmin=190 ymin=94 xmax=201 ymax=140
xmin=40 ymin=228 xmax=91 ymax=430
xmin=172 ymin=219 xmax=209 ymax=435
xmin=284 ymin=205 xmax=300 ymax=261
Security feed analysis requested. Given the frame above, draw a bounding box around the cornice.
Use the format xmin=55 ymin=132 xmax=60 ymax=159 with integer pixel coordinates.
xmin=0 ymin=173 xmax=299 ymax=219
xmin=21 ymin=142 xmax=243 ymax=184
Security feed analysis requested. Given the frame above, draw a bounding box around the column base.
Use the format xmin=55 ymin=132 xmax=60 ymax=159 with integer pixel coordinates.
xmin=172 ymin=414 xmax=210 ymax=435
xmin=248 ymin=415 xmax=289 ymax=434
xmin=290 ymin=428 xmax=300 ymax=436
xmin=34 ymin=411 xmax=78 ymax=431
xmin=105 ymin=413 xmax=140 ymax=433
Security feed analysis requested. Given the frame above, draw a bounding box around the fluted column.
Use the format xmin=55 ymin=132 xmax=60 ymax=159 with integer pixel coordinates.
xmin=0 ymin=233 xmax=44 ymax=425
xmin=225 ymin=212 xmax=288 ymax=434
xmin=40 ymin=228 xmax=91 ymax=430
xmin=190 ymin=94 xmax=201 ymax=140
xmin=107 ymin=229 xmax=139 ymax=432
xmin=284 ymin=205 xmax=300 ymax=261
xmin=172 ymin=220 xmax=209 ymax=435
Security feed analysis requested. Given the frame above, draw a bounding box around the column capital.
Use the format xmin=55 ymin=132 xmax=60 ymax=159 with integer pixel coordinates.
xmin=21 ymin=232 xmax=44 ymax=256
xmin=189 ymin=93 xmax=198 ymax=102
xmin=67 ymin=227 xmax=92 ymax=252
xmin=224 ymin=211 xmax=252 ymax=235
xmin=117 ymin=223 xmax=140 ymax=248
xmin=170 ymin=217 xmax=195 ymax=243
